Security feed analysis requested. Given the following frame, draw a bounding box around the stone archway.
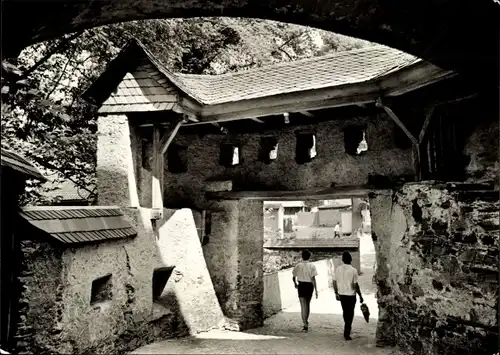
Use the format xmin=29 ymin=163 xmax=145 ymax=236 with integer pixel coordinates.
xmin=2 ymin=0 xmax=499 ymax=86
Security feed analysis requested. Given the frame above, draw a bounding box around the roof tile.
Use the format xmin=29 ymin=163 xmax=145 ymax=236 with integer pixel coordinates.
xmin=138 ymin=42 xmax=420 ymax=105
xmin=20 ymin=206 xmax=137 ymax=245
xmin=1 ymin=148 xmax=46 ymax=181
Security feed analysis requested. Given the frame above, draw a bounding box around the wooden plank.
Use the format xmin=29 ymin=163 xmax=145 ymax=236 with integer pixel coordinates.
xmin=160 ymin=118 xmax=187 ymax=155
xmin=152 ymin=125 xmax=163 ymax=210
xmin=206 ymin=185 xmax=392 ymax=201
xmin=183 ymin=92 xmax=379 ymax=126
xmin=378 ymin=103 xmax=418 ymax=146
xmin=300 ymin=111 xmax=314 ymax=117
xmin=250 ymin=118 xmax=264 ymax=123
xmin=418 ymin=107 xmax=435 ymax=144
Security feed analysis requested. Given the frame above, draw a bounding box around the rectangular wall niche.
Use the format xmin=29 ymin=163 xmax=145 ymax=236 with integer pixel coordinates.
xmin=219 ymin=143 xmax=240 ymax=167
xmin=259 ymin=136 xmax=279 ymax=163
xmin=295 ymin=132 xmax=316 ymax=164
xmin=152 ymin=267 xmax=174 ymax=302
xmin=167 ymin=144 xmax=188 ymax=173
xmin=90 ymin=274 xmax=113 ymax=305
xmin=344 ymin=126 xmax=368 ymax=155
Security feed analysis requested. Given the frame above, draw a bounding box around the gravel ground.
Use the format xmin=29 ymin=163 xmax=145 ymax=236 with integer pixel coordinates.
xmin=132 ymin=234 xmax=403 ymax=355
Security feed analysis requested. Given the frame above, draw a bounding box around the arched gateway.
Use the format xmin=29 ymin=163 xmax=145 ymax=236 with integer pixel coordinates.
xmin=2 ymin=0 xmax=499 ymax=87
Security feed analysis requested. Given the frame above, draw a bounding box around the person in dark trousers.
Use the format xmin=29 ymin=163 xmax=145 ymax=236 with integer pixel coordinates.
xmin=292 ymin=250 xmax=318 ymax=332
xmin=332 ymin=252 xmax=363 ymax=340
xmin=334 ymin=222 xmax=341 ymax=238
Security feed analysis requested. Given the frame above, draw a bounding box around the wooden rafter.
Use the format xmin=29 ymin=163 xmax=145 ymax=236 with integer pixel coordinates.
xmin=418 ymin=107 xmax=435 ymax=144
xmin=299 ymin=111 xmax=314 ymax=118
xmin=206 ymin=185 xmax=392 ymax=200
xmin=250 ymin=117 xmax=264 ymax=123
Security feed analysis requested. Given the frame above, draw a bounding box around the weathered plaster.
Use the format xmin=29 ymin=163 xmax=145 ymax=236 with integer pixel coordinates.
xmin=370 ymin=182 xmax=499 ymax=354
xmin=163 ymin=114 xmax=413 ymax=208
xmin=201 ymin=199 xmax=264 ymax=330
xmin=15 ymin=206 xmax=226 ymax=354
xmin=156 ymin=208 xmax=225 ymax=333
xmin=97 ymin=115 xmax=140 ymax=207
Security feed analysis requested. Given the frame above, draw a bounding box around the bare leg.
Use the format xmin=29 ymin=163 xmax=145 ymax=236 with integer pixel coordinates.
xmin=299 ymin=298 xmax=308 ymax=330
xmin=305 ymin=298 xmax=311 ymax=324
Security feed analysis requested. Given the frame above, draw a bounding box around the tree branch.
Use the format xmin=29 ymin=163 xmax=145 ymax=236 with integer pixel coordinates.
xmin=27 ymin=155 xmax=96 ymax=197
xmin=21 ymin=31 xmax=83 ymax=79
xmin=45 ymin=46 xmax=76 ymax=100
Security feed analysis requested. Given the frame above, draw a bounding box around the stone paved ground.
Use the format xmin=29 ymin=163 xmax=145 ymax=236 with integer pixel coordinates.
xmin=132 ymin=234 xmax=403 ymax=355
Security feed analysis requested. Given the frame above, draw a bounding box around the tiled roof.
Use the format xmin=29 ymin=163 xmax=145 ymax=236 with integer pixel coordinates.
xmin=20 ymin=206 xmax=137 ymax=245
xmin=98 ymin=61 xmax=180 ymax=114
xmin=85 ymin=39 xmax=422 ymax=109
xmin=137 ymin=40 xmax=420 ymax=105
xmin=1 ymin=148 xmax=46 ymax=181
xmin=264 ymin=238 xmax=359 ymax=249
xmin=170 ymin=45 xmax=419 ymax=105
xmin=42 ymin=179 xmax=95 ymax=202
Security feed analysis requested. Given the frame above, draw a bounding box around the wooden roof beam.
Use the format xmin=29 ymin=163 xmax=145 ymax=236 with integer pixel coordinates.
xmin=250 ymin=117 xmax=264 ymax=123
xmin=206 ymin=185 xmax=392 ymax=201
xmin=300 ymin=111 xmax=314 ymax=117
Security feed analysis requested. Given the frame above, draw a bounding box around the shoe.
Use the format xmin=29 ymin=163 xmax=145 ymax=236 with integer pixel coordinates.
xmin=344 ymin=335 xmax=352 ymax=340
xmin=302 ymin=325 xmax=308 ymax=332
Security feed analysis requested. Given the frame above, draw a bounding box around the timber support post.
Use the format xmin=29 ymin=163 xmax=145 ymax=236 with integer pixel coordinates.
xmin=151 ymin=115 xmax=188 ymax=220
xmin=376 ymin=98 xmax=434 ymax=181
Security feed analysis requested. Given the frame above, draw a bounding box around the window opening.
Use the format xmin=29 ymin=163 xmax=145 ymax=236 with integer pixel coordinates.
xmin=90 ymin=274 xmax=113 ymax=305
xmin=295 ymin=133 xmax=316 ymax=164
xmin=220 ymin=143 xmax=240 ymax=167
xmin=152 ymin=267 xmax=174 ymax=302
xmin=167 ymin=144 xmax=188 ymax=173
xmin=259 ymin=137 xmax=279 ymax=163
xmin=344 ymin=126 xmax=368 ymax=155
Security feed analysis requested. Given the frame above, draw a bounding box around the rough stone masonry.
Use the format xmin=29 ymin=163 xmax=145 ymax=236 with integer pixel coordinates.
xmin=371 ymin=182 xmax=498 ymax=355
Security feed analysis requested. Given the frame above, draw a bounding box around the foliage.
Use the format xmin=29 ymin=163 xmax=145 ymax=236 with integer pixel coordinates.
xmin=1 ymin=18 xmax=372 ymax=205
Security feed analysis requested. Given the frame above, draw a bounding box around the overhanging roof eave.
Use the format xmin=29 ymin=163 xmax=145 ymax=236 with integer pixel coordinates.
xmin=180 ymin=61 xmax=455 ymax=124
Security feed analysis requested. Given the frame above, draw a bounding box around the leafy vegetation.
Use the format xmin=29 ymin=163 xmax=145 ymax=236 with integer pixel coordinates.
xmin=1 ymin=18 xmax=372 ymax=205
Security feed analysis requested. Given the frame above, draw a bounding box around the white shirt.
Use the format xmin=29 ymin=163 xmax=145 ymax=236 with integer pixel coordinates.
xmin=293 ymin=261 xmax=318 ymax=282
xmin=334 ymin=224 xmax=340 ymax=232
xmin=333 ymin=264 xmax=358 ymax=296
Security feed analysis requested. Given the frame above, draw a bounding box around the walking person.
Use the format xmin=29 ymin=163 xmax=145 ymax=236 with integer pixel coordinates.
xmin=292 ymin=250 xmax=319 ymax=332
xmin=332 ymin=252 xmax=363 ymax=340
xmin=334 ymin=222 xmax=341 ymax=238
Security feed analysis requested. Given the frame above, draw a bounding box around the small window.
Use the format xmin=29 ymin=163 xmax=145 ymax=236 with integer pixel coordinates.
xmin=344 ymin=126 xmax=368 ymax=155
xmin=295 ymin=133 xmax=316 ymax=164
xmin=167 ymin=144 xmax=188 ymax=173
xmin=91 ymin=274 xmax=113 ymax=305
xmin=220 ymin=143 xmax=240 ymax=167
xmin=152 ymin=267 xmax=174 ymax=301
xmin=259 ymin=137 xmax=279 ymax=163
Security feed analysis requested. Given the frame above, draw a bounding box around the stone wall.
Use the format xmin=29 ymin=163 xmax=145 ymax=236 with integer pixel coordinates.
xmin=14 ymin=207 xmax=224 ymax=354
xmin=15 ymin=240 xmax=65 ymax=354
xmin=371 ymin=182 xmax=498 ymax=355
xmin=160 ymin=114 xmax=413 ymax=208
xmin=201 ymin=200 xmax=264 ymax=330
xmin=263 ymin=248 xmax=360 ymax=279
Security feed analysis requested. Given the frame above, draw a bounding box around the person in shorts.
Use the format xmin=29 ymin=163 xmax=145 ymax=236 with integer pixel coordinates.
xmin=292 ymin=250 xmax=318 ymax=332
